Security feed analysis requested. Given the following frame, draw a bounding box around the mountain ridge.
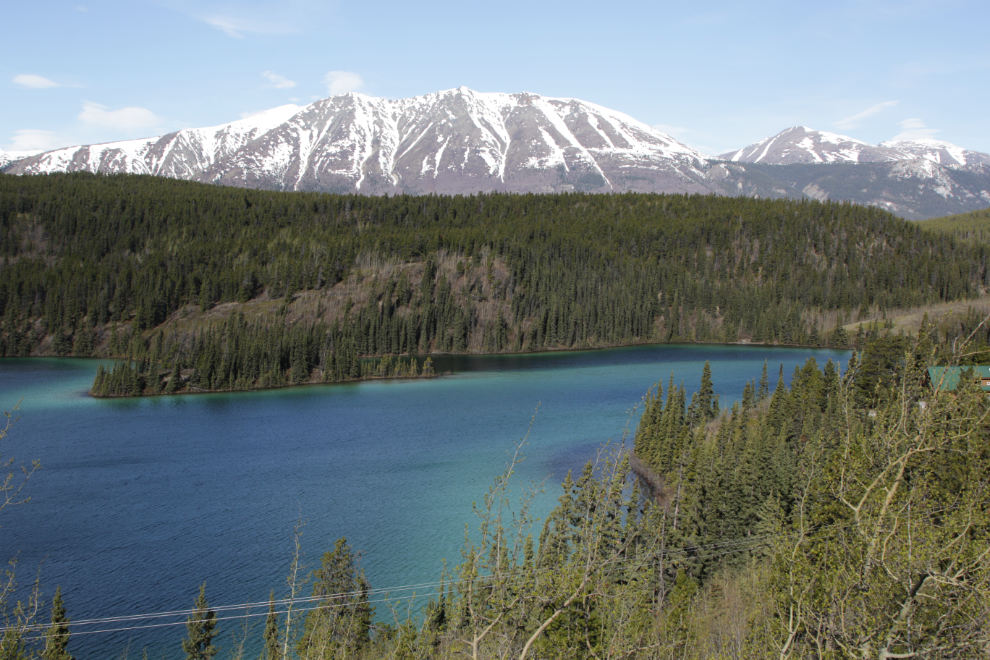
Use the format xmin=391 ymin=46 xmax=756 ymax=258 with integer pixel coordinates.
xmin=3 ymin=87 xmax=712 ymax=196
xmin=721 ymin=125 xmax=990 ymax=170
xmin=3 ymin=89 xmax=989 ymax=219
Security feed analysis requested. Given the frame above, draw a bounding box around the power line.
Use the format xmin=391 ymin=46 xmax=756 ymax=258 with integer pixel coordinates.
xmin=6 ymin=501 xmax=968 ymax=641
xmin=23 ymin=593 xmax=420 ymax=642
xmin=3 ymin=527 xmax=842 ymax=638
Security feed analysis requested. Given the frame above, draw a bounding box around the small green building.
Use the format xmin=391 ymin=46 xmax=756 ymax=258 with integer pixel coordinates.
xmin=925 ymin=366 xmax=990 ymax=392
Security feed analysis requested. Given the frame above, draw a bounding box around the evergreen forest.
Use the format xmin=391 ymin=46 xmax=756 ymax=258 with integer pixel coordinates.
xmin=2 ymin=172 xmax=989 ymax=396
xmin=4 ymin=327 xmax=988 ymax=659
xmin=919 ymin=207 xmax=990 ymax=244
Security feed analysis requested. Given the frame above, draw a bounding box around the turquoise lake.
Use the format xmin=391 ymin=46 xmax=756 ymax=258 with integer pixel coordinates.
xmin=0 ymin=344 xmax=849 ymax=657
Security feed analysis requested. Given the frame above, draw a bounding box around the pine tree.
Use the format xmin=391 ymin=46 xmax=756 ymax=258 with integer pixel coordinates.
xmin=353 ymin=572 xmax=373 ymax=651
xmin=758 ymin=359 xmax=769 ymax=402
xmin=165 ymin=362 xmax=181 ymax=394
xmin=742 ymin=380 xmax=755 ymax=411
xmin=42 ymin=586 xmax=73 ymax=660
xmin=263 ymin=591 xmax=279 ymax=660
xmin=698 ymin=361 xmax=717 ymax=422
xmin=297 ymin=538 xmax=372 ymax=657
xmin=181 ymin=583 xmax=218 ymax=660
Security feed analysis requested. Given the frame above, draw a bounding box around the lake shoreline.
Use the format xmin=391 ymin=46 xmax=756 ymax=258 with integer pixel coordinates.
xmin=5 ymin=336 xmax=851 ymax=399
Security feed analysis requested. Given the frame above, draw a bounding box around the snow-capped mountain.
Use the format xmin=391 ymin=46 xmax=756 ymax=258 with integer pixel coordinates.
xmin=2 ymin=104 xmax=303 ymax=183
xmin=0 ymin=148 xmax=41 ymax=168
xmin=879 ymin=138 xmax=990 ymax=170
xmin=721 ymin=126 xmax=906 ymax=164
xmin=711 ymin=127 xmax=990 ymax=218
xmin=721 ymin=127 xmax=990 ymax=171
xmin=4 ymin=95 xmax=990 ymax=219
xmin=3 ymin=88 xmax=713 ymax=195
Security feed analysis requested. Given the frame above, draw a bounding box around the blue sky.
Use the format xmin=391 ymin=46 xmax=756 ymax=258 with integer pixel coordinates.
xmin=3 ymin=0 xmax=988 ymax=156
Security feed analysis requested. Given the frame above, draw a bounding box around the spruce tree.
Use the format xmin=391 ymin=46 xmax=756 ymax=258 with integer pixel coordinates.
xmin=698 ymin=361 xmax=717 ymax=422
xmin=263 ymin=591 xmax=279 ymax=660
xmin=42 ymin=586 xmax=73 ymax=660
xmin=165 ymin=362 xmax=181 ymax=394
xmin=181 ymin=583 xmax=218 ymax=660
xmin=297 ymin=538 xmax=371 ymax=657
xmin=742 ymin=380 xmax=755 ymax=411
xmin=758 ymin=359 xmax=769 ymax=402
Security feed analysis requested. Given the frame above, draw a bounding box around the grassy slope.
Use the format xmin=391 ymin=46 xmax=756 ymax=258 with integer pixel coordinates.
xmin=842 ymin=298 xmax=990 ymax=337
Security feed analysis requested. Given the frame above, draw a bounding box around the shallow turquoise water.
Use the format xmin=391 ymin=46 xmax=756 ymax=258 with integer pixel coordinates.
xmin=0 ymin=344 xmax=848 ymax=657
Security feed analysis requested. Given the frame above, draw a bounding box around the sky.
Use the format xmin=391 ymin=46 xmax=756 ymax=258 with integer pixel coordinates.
xmin=2 ymin=0 xmax=988 ymax=157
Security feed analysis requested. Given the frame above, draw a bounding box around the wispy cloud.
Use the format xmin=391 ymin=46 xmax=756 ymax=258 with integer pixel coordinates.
xmin=891 ymin=117 xmax=941 ymax=142
xmin=262 ymin=71 xmax=296 ymax=89
xmin=153 ymin=0 xmax=346 ymax=44
xmin=652 ymin=124 xmax=720 ymax=157
xmin=652 ymin=124 xmax=691 ymax=138
xmin=8 ymin=129 xmax=62 ymax=152
xmin=324 ymin=71 xmax=363 ymax=96
xmin=160 ymin=1 xmax=318 ymax=37
xmin=199 ymin=14 xmax=288 ymax=38
xmin=79 ymin=102 xmax=162 ymax=131
xmin=13 ymin=74 xmax=60 ymax=89
xmin=833 ymin=100 xmax=898 ymax=130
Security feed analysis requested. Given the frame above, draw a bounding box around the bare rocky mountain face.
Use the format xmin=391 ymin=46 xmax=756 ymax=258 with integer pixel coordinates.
xmin=3 ymin=90 xmax=989 ymax=220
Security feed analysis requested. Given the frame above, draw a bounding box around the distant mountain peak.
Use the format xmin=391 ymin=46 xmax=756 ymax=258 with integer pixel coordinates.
xmin=0 ymin=148 xmax=42 ymax=168
xmin=878 ymin=138 xmax=989 ymax=169
xmin=3 ymin=88 xmax=712 ymax=196
xmin=723 ymin=127 xmax=990 ymax=171
xmin=720 ymin=126 xmax=898 ymax=164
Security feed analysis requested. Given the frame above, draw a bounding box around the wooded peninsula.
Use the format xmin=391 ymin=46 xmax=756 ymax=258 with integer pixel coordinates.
xmin=2 ymin=172 xmax=988 ymax=396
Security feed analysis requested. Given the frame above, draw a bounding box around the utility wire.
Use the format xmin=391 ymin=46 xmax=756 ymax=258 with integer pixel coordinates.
xmin=7 ymin=501 xmax=968 ymax=641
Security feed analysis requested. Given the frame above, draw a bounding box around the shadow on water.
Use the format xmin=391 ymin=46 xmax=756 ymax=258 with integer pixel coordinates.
xmin=426 ymin=342 xmax=833 ymax=376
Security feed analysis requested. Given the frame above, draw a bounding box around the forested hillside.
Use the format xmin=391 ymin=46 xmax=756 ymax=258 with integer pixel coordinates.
xmin=919 ymin=207 xmax=990 ymax=244
xmin=1 ymin=172 xmax=988 ymax=395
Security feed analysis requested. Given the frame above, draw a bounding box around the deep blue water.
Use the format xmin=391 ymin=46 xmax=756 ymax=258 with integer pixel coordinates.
xmin=0 ymin=344 xmax=848 ymax=658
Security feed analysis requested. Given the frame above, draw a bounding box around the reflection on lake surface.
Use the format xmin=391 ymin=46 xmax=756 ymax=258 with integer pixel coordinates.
xmin=0 ymin=344 xmax=848 ymax=657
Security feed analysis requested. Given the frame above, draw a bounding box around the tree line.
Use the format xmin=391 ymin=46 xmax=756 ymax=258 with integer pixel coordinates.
xmin=89 ymin=311 xmax=435 ymax=397
xmin=919 ymin=207 xmax=990 ymax=244
xmin=2 ymin=173 xmax=989 ymax=395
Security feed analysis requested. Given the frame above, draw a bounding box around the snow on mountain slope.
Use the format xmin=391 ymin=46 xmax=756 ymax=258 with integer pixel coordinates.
xmin=3 ymin=88 xmax=711 ymax=195
xmin=0 ymin=148 xmax=41 ymax=168
xmin=5 ymin=93 xmax=988 ymax=218
xmin=5 ymin=104 xmax=303 ymax=181
xmin=720 ymin=126 xmax=908 ymax=164
xmin=879 ymin=138 xmax=990 ymax=170
xmin=722 ymin=127 xmax=990 ymax=173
